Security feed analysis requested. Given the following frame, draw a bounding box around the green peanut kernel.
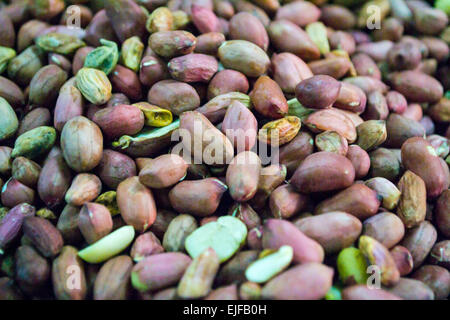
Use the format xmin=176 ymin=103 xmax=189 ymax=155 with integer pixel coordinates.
xmin=337 ymin=247 xmax=369 ymax=285
xmin=245 ymin=245 xmax=293 ymax=283
xmin=36 ymin=32 xmax=86 ymax=55
xmin=121 ymin=36 xmax=144 ymax=72
xmin=78 ymin=225 xmax=135 ymax=264
xmin=185 ymin=216 xmax=247 ymax=263
xmin=11 ymin=126 xmax=56 ymax=159
xmin=84 ymin=39 xmax=119 ymax=75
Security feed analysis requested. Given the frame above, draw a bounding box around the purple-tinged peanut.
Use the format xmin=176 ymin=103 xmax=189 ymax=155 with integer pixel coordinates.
xmin=148 ymin=80 xmax=200 ymax=116
xmin=104 ymin=0 xmax=147 ymax=43
xmin=207 ymin=70 xmax=249 ymax=100
xmin=168 ymin=53 xmax=218 ymax=83
xmin=385 ymin=114 xmax=425 ymax=148
xmin=54 ymin=81 xmax=84 ymax=132
xmin=401 ymin=137 xmax=448 ymax=199
xmin=131 ymin=252 xmax=192 ymax=292
xmin=278 ymin=131 xmax=314 ymax=176
xmin=94 ymin=255 xmax=133 ymax=300
xmin=387 ymin=41 xmax=422 ymax=71
xmin=250 ymin=75 xmax=288 ymax=119
xmin=229 ymin=12 xmax=269 ymax=51
xmin=191 ymin=4 xmax=222 ymax=34
xmin=412 ymin=265 xmax=450 ymax=299
xmin=343 ymin=76 xmax=389 ymax=95
xmin=96 ymin=150 xmax=137 ymax=190
xmin=65 ymin=174 xmax=102 ymax=206
xmin=226 ymin=151 xmax=261 ymax=202
xmin=334 ymin=82 xmax=366 ymax=114
xmin=308 ymin=57 xmax=351 ymax=80
xmin=275 ymin=1 xmax=320 ymax=27
xmin=131 ymin=231 xmax=164 ymax=262
xmin=390 ymin=245 xmax=414 ymax=276
xmin=1 ymin=178 xmax=35 ymax=208
xmin=262 ymin=219 xmax=324 ymax=264
xmin=291 ymin=151 xmax=355 ymax=193
xmin=362 ymin=212 xmax=405 ymax=249
xmin=401 ymin=221 xmax=437 ymax=269
xmin=435 ymin=189 xmax=450 ymax=237
xmin=93 ymin=104 xmax=144 ymax=140
xmin=0 ymin=203 xmax=35 ymax=250
xmin=23 ymin=216 xmax=64 ymax=258
xmin=169 ymin=178 xmax=228 ymax=217
xmin=139 ymin=154 xmax=188 ymax=189
xmin=221 ymin=100 xmax=257 ymax=152
xmin=195 ymin=32 xmax=226 ymax=56
xmin=269 ymin=184 xmax=308 ymax=220
xmin=342 ymin=285 xmax=402 ymax=300
xmin=261 ymin=263 xmax=333 ymax=300
xmin=52 ymin=246 xmax=87 ymax=300
xmin=117 ymin=177 xmax=157 ymax=233
xmin=139 ymin=55 xmax=169 ymax=87
xmin=271 ymin=53 xmax=313 ymax=94
xmin=295 ymin=212 xmax=362 ymax=254
xmin=78 ymin=203 xmax=113 ymax=244
xmin=303 ymin=109 xmax=357 ymax=142
xmin=346 ymin=145 xmax=370 ymax=179
xmin=37 ymin=151 xmax=72 ymax=208
xmin=390 ymin=71 xmax=443 ymax=103
xmin=320 ymin=5 xmax=356 ymax=30
xmin=295 ymin=75 xmax=341 ymax=109
xmin=15 ymin=245 xmax=50 ymax=295
xmin=315 ymin=183 xmax=380 ymax=220
xmin=268 ymin=20 xmax=320 ymax=61
xmin=351 ymin=53 xmax=381 ymax=80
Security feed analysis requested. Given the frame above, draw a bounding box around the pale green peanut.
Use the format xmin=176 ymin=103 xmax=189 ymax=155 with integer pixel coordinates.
xmin=325 ymin=286 xmax=342 ymax=300
xmin=36 ymin=32 xmax=85 ymax=55
xmin=76 ymin=67 xmax=112 ymax=105
xmin=121 ymin=36 xmax=144 ymax=72
xmin=306 ymin=22 xmax=330 ymax=55
xmin=0 ymin=97 xmax=18 ymax=141
xmin=84 ymin=39 xmax=119 ymax=75
xmin=337 ymin=247 xmax=369 ymax=285
xmin=185 ymin=216 xmax=247 ymax=263
xmin=0 ymin=47 xmax=16 ymax=74
xmin=11 ymin=126 xmax=56 ymax=159
xmin=78 ymin=226 xmax=135 ymax=263
xmin=245 ymin=246 xmax=293 ymax=283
